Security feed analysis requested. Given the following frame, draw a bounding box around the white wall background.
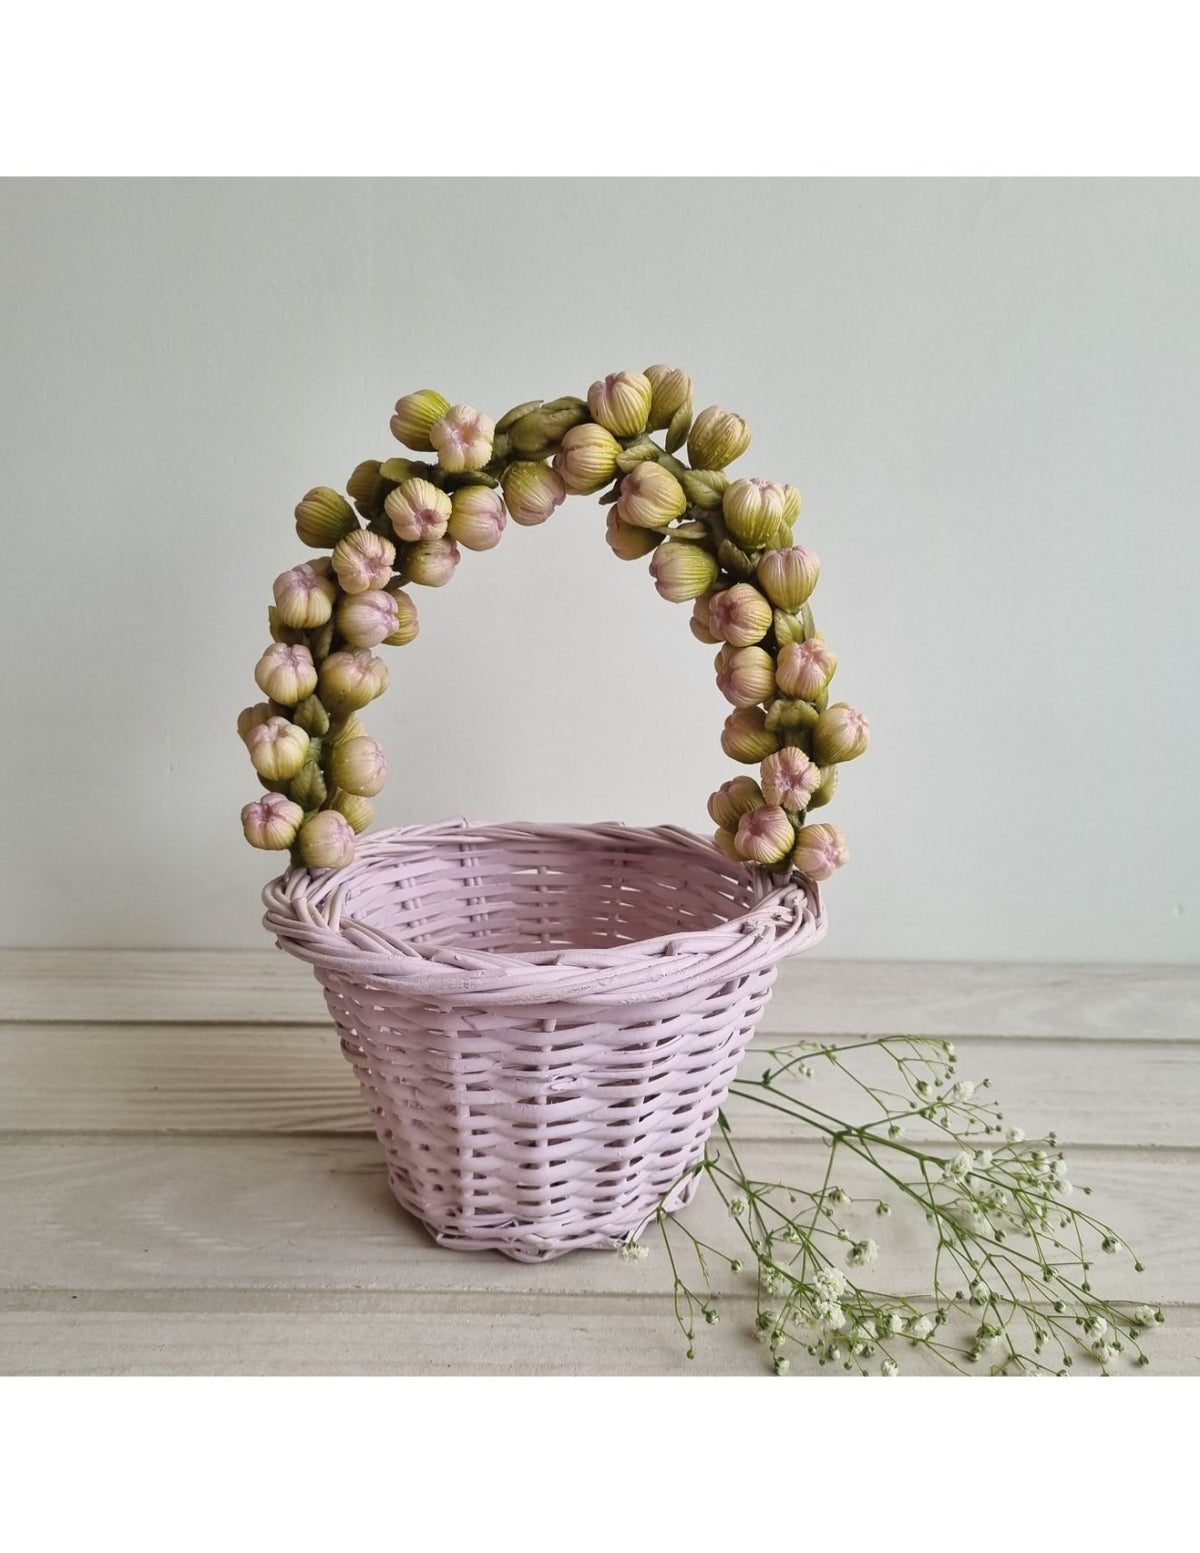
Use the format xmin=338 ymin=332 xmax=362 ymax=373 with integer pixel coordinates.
xmin=1 ymin=178 xmax=1196 ymax=961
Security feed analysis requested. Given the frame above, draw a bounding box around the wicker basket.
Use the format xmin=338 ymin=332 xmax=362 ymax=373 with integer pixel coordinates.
xmin=263 ymin=818 xmax=825 ymax=1260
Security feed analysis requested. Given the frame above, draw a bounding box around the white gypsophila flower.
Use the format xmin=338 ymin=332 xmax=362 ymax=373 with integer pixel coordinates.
xmin=774 ymin=1356 xmax=791 ymax=1375
xmin=909 ymin=1315 xmax=935 ymax=1340
xmin=620 ymin=1240 xmax=648 ymax=1261
xmin=814 ymin=1266 xmax=848 ymax=1299
xmin=1133 ymin=1305 xmax=1158 ymax=1325
xmin=949 ymin=1080 xmax=975 ymax=1102
xmin=1006 ymin=1127 xmax=1025 ymax=1143
xmin=847 ymin=1238 xmax=879 ymax=1268
xmin=883 ymin=1309 xmax=904 ymax=1335
xmin=975 ymin=1149 xmax=994 ymax=1168
xmin=828 ymin=1186 xmax=851 ymax=1206
xmin=880 ymin=1358 xmax=899 ymax=1377
xmin=1084 ymin=1315 xmax=1108 ymax=1339
xmin=947 ymin=1150 xmax=973 ymax=1179
xmin=1052 ymin=1157 xmax=1069 ymax=1178
xmin=729 ymin=1197 xmax=748 ymax=1218
xmin=1092 ymin=1340 xmax=1117 ymax=1364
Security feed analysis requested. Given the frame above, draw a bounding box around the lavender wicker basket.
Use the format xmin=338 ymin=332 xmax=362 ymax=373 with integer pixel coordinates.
xmin=264 ymin=818 xmax=825 ymax=1260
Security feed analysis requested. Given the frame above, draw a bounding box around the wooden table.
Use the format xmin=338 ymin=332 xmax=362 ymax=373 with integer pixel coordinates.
xmin=1 ymin=951 xmax=1196 ymax=1375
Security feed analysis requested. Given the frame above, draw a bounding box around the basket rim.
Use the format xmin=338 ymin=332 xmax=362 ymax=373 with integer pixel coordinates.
xmin=262 ymin=818 xmax=825 ymax=1003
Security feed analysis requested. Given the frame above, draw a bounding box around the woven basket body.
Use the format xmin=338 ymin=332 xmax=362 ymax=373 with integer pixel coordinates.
xmin=263 ymin=819 xmax=825 ymax=1260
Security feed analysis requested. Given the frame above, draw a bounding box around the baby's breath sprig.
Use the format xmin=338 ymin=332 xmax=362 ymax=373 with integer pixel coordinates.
xmin=626 ymin=1036 xmax=1162 ymax=1376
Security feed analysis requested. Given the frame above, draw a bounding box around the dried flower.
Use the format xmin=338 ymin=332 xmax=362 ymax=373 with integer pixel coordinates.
xmin=237 ymin=702 xmax=274 ymax=743
xmin=336 ymin=589 xmax=400 ymax=650
xmin=318 ymin=649 xmax=389 ymax=714
xmin=332 ymin=529 xmax=396 ymax=595
xmin=687 ymin=406 xmax=751 ymax=470
xmin=735 ymin=804 xmax=794 ymax=866
xmin=501 ymin=461 xmax=567 ymax=526
xmin=429 ymin=403 xmax=494 ymax=472
xmin=720 ymin=706 xmax=780 ymax=763
xmin=245 ymin=717 xmax=310 ymax=782
xmin=297 ymin=809 xmax=356 ymax=870
xmin=330 ymin=790 xmax=374 ymax=833
xmin=240 ymin=792 xmax=304 ymax=850
xmin=791 ymin=822 xmax=850 ymax=881
xmin=761 ymin=747 xmax=822 ymax=812
xmin=707 ymin=776 xmax=765 ymax=831
xmin=404 ymin=535 xmax=460 ymax=587
xmin=616 ymin=460 xmax=688 ymax=529
xmin=708 ymin=584 xmax=773 ymax=647
xmin=812 ymin=703 xmax=870 ymax=765
xmin=382 ymin=584 xmax=419 ymax=645
xmin=272 ymin=562 xmax=337 ymax=630
xmin=254 ymin=642 xmax=318 ymax=706
xmin=384 ymin=478 xmax=452 ymax=543
xmin=389 ymin=389 xmax=452 ymax=451
xmin=757 ymin=546 xmax=820 ymax=610
xmin=447 ymin=485 xmax=506 ymax=551
xmin=776 ymin=638 xmax=837 ymax=700
xmin=553 ymin=423 xmax=622 ymax=495
xmin=716 ymin=645 xmax=776 ymax=708
xmin=587 ymin=371 xmax=653 ymax=438
xmin=331 ymin=735 xmax=387 ymax=797
xmin=649 ymin=541 xmax=719 ymax=602
xmin=723 ymin=478 xmax=786 ymax=550
xmin=294 ymin=487 xmax=357 ymax=548
xmin=606 ymin=510 xmax=662 ymax=561
xmin=643 ymin=364 xmax=694 ymax=449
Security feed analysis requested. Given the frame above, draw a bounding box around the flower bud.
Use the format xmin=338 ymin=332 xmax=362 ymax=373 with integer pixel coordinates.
xmin=268 ymin=606 xmax=304 ymax=645
xmin=404 ymin=535 xmax=460 ymax=587
xmin=757 ymin=545 xmax=820 ymax=610
xmin=289 ymin=759 xmax=328 ymax=810
xmin=346 ymin=459 xmax=386 ymax=518
xmin=615 ymin=460 xmax=688 ymax=529
xmin=602 ymin=509 xmax=660 ymax=561
xmin=332 ymin=529 xmax=396 ymax=594
xmin=644 ymin=364 xmax=694 ymax=448
xmin=384 ymin=477 xmax=452 ymax=543
xmin=318 ymin=649 xmax=389 ymax=714
xmin=721 ymin=706 xmax=780 ymax=763
xmin=241 ymin=792 xmax=304 ymax=850
xmin=776 ymin=637 xmax=837 ymax=700
xmin=295 ymin=487 xmax=358 ymax=548
xmin=254 ymin=642 xmax=318 ymax=706
xmin=764 ymin=696 xmax=819 ymax=734
xmin=237 ymin=702 xmax=273 ymax=743
xmin=707 ymin=775 xmax=765 ymax=830
xmin=687 ymin=406 xmax=751 ymax=470
xmin=807 ymin=765 xmax=839 ymax=810
xmin=246 ymin=717 xmax=310 ymax=782
xmin=553 ymin=424 xmax=622 ymax=495
xmin=761 ymin=747 xmax=822 ymax=812
xmin=390 ymin=389 xmax=451 ymax=452
xmin=791 ymin=822 xmax=850 ymax=882
xmin=587 ymin=371 xmax=653 ymax=438
xmin=297 ymin=810 xmax=356 ymax=871
xmin=382 ymin=583 xmax=419 ymax=645
xmin=712 ymin=828 xmax=743 ymax=864
xmin=735 ymin=804 xmax=794 ymax=866
xmin=689 ymin=591 xmax=721 ymax=644
xmin=649 ymin=541 xmax=719 ymax=602
xmin=440 ymin=484 xmax=504 ymax=551
xmin=708 ymin=584 xmax=772 ymax=647
xmin=681 ymin=468 xmax=729 ymax=510
xmin=508 ymin=398 xmax=589 ymax=457
xmin=272 ymin=563 xmax=337 ymax=630
xmin=337 ymin=589 xmax=400 ymax=649
xmin=331 ymin=735 xmax=387 ymax=797
xmin=812 ymin=703 xmax=870 ymax=765
xmin=716 ymin=645 xmax=776 ymax=708
xmin=292 ymin=695 xmax=330 ymax=737
xmin=331 ymin=790 xmax=375 ymax=833
xmin=782 ymin=484 xmax=801 ymax=526
xmin=723 ymin=478 xmax=786 ymax=550
xmin=430 ymin=403 xmax=494 ymax=472
xmin=772 ymin=608 xmax=808 ymax=649
xmin=501 ymin=461 xmax=567 ymax=526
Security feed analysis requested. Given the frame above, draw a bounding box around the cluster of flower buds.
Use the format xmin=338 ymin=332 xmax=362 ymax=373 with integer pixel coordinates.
xmin=243 ymin=368 xmax=866 ymax=884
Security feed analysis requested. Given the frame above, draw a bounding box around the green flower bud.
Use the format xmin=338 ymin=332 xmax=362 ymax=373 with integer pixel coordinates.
xmin=502 ymin=461 xmax=567 ymax=526
xmin=757 ymin=546 xmax=820 ymax=610
xmin=554 ymin=424 xmax=622 ymax=495
xmin=812 ymin=703 xmax=870 ymax=765
xmin=382 ymin=583 xmax=420 ymax=645
xmin=330 ymin=790 xmax=375 ymax=833
xmin=346 ymin=460 xmax=387 ymax=519
xmin=295 ymin=487 xmax=358 ymax=549
xmin=723 ymin=478 xmax=786 ymax=550
xmin=707 ymin=775 xmax=765 ymax=830
xmin=721 ymin=707 xmax=781 ymax=763
xmin=806 ymin=765 xmax=839 ymax=810
xmin=297 ymin=810 xmax=356 ymax=871
xmin=616 ymin=461 xmax=688 ymax=529
xmin=606 ymin=510 xmax=662 ymax=561
xmin=688 ymin=407 xmax=751 ymax=471
xmin=649 ymin=540 xmax=719 ymax=602
xmin=390 ymin=390 xmax=451 ymax=452
xmin=588 ymin=371 xmax=653 ymax=438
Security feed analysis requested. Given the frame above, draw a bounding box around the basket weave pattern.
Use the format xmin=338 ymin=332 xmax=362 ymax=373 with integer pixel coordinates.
xmin=264 ymin=820 xmax=825 ymax=1260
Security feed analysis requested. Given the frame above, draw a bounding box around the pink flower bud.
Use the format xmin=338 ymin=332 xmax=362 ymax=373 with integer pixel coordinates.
xmin=606 ymin=509 xmax=662 ymax=561
xmin=273 ymin=562 xmax=337 ymax=629
xmin=776 ymin=637 xmax=837 ymax=700
xmin=761 ymin=747 xmax=822 ymax=812
xmin=318 ymin=649 xmax=389 ymax=714
xmin=332 ymin=529 xmax=396 ymax=594
xmin=241 ymin=792 xmax=305 ymax=850
xmin=294 ymin=487 xmax=357 ymax=548
xmin=687 ymin=406 xmax=752 ymax=471
xmin=708 ymin=584 xmax=773 ymax=647
xmin=383 ymin=584 xmax=419 ymax=645
xmin=690 ymin=591 xmax=721 ymax=643
xmin=716 ymin=644 xmax=776 ymax=708
xmin=723 ymin=478 xmax=786 ymax=550
xmin=649 ymin=541 xmax=719 ymax=602
xmin=734 ymin=804 xmax=794 ymax=866
xmin=297 ymin=810 xmax=356 ymax=871
xmin=404 ymin=535 xmax=460 ymax=587
xmin=447 ymin=485 xmax=506 ymax=551
xmin=812 ymin=703 xmax=870 ymax=765
xmin=336 ymin=589 xmax=400 ymax=649
xmin=643 ymin=364 xmax=694 ymax=433
xmin=237 ymin=702 xmax=273 ymax=743
xmin=384 ymin=477 xmax=452 ymax=543
xmin=331 ymin=735 xmax=387 ymax=797
xmin=390 ymin=389 xmax=451 ymax=451
xmin=756 ymin=546 xmax=820 ymax=610
xmin=707 ymin=776 xmax=765 ymax=831
xmin=720 ymin=706 xmax=780 ymax=763
xmin=587 ymin=371 xmax=653 ymax=438
xmin=615 ymin=460 xmax=688 ymax=529
xmin=791 ymin=822 xmax=850 ymax=882
xmin=553 ymin=424 xmax=622 ymax=494
xmin=245 ymin=717 xmax=310 ymax=782
xmin=502 ymin=461 xmax=567 ymax=526
xmin=254 ymin=642 xmax=318 ymax=706
xmin=430 ymin=403 xmax=494 ymax=472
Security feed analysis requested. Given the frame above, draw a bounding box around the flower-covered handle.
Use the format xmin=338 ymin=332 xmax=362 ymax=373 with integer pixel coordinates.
xmin=239 ymin=370 xmax=869 ymax=880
